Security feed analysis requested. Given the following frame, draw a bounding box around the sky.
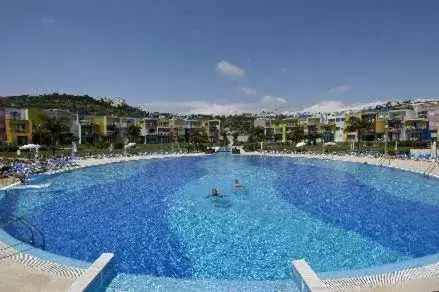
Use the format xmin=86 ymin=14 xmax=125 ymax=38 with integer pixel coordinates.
xmin=1 ymin=0 xmax=439 ymax=114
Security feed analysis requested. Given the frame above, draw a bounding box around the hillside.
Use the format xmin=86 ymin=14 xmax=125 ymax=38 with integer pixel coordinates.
xmin=0 ymin=94 xmax=149 ymax=117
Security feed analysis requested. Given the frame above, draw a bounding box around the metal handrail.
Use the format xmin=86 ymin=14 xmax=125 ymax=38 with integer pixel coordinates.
xmin=0 ymin=214 xmax=45 ymax=250
xmin=424 ymin=162 xmax=437 ymax=176
xmin=423 ymin=162 xmax=433 ymax=176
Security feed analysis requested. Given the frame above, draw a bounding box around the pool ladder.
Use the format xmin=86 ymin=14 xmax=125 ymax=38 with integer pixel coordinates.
xmin=0 ymin=213 xmax=46 ymax=251
xmin=423 ymin=162 xmax=438 ymax=177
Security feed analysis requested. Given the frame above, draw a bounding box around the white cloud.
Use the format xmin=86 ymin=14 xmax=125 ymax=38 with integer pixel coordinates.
xmin=300 ymin=100 xmax=385 ymax=113
xmin=237 ymin=86 xmax=257 ymax=96
xmin=328 ymin=85 xmax=352 ymax=93
xmin=215 ymin=60 xmax=245 ymax=77
xmin=261 ymin=95 xmax=287 ymax=105
xmin=141 ymin=96 xmax=290 ymax=115
xmin=41 ymin=16 xmax=56 ymax=26
xmin=141 ymin=100 xmax=258 ymax=115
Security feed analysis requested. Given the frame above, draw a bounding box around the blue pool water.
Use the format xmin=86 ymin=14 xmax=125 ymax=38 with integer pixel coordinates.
xmin=1 ymin=155 xmax=439 ymax=290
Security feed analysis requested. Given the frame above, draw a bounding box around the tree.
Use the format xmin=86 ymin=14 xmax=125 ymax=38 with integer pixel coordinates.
xmin=344 ymin=117 xmax=372 ymax=150
xmin=40 ymin=116 xmax=70 ymax=147
xmin=232 ymin=131 xmax=239 ymax=145
xmin=39 ymin=115 xmax=71 ymax=154
xmin=126 ymin=124 xmax=141 ymax=141
xmin=287 ymin=127 xmax=304 ymax=144
xmin=248 ymin=127 xmax=265 ymax=143
xmin=189 ymin=129 xmax=209 ymax=148
xmin=221 ymin=131 xmax=229 ymax=146
xmin=0 ymin=94 xmax=149 ymax=118
xmin=306 ymin=125 xmax=319 ymax=145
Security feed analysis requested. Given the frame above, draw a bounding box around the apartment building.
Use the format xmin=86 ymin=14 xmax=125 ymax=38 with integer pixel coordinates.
xmin=138 ymin=117 xmax=221 ymax=144
xmin=169 ymin=117 xmax=186 ymax=142
xmin=334 ymin=113 xmax=346 ymax=142
xmin=0 ymin=108 xmax=33 ymax=145
xmin=157 ymin=117 xmax=171 ymax=144
xmin=140 ymin=118 xmax=158 ymax=144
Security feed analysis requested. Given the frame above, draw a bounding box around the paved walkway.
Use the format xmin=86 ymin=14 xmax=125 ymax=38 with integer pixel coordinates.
xmin=0 ymin=260 xmax=75 ymax=292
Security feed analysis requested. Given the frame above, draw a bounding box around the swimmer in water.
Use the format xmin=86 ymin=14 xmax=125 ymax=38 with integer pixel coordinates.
xmin=234 ymin=179 xmax=244 ymax=190
xmin=211 ymin=188 xmax=220 ymax=197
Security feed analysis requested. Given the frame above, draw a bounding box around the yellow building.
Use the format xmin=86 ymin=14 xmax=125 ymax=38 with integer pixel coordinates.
xmin=265 ymin=119 xmax=286 ymax=142
xmin=1 ymin=108 xmax=33 ymax=145
xmin=5 ymin=119 xmax=32 ymax=145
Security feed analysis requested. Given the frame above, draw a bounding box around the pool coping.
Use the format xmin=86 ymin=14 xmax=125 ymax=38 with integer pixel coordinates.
xmin=68 ymin=253 xmax=114 ymax=292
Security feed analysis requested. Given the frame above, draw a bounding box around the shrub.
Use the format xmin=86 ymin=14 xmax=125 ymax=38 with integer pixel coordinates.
xmin=114 ymin=142 xmax=124 ymax=149
xmin=0 ymin=144 xmax=18 ymax=152
xmin=96 ymin=141 xmax=110 ymax=150
xmin=232 ymin=148 xmax=241 ymax=154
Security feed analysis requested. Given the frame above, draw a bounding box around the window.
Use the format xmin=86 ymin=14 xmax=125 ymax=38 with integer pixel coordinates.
xmin=14 ymin=124 xmax=26 ymax=132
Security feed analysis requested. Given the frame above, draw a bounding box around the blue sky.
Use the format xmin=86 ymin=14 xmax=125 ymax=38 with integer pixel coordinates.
xmin=1 ymin=0 xmax=439 ymax=114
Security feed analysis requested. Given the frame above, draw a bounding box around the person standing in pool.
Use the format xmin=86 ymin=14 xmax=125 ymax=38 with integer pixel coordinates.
xmin=211 ymin=188 xmax=220 ymax=197
xmin=234 ymin=179 xmax=244 ymax=190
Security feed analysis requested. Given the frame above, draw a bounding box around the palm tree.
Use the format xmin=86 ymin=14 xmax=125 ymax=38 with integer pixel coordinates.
xmin=232 ymin=132 xmax=239 ymax=145
xmin=287 ymin=126 xmax=305 ymax=144
xmin=189 ymin=129 xmax=209 ymax=150
xmin=40 ymin=116 xmax=70 ymax=146
xmin=126 ymin=124 xmax=141 ymax=142
xmin=248 ymin=127 xmax=265 ymax=143
xmin=40 ymin=115 xmax=70 ymax=154
xmin=344 ymin=117 xmax=372 ymax=150
xmin=220 ymin=131 xmax=229 ymax=146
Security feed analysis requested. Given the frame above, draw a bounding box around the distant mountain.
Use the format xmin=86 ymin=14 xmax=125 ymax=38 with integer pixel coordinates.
xmin=0 ymin=93 xmax=149 ymax=117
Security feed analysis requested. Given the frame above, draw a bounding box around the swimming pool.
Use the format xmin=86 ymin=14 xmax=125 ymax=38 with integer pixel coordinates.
xmin=1 ymin=155 xmax=439 ymax=290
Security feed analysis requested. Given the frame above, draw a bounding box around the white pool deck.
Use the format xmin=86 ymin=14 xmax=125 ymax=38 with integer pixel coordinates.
xmin=1 ymin=152 xmax=439 ymax=291
xmin=0 ymin=240 xmax=85 ymax=291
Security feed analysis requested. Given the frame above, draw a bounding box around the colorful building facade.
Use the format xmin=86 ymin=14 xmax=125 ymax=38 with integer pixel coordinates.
xmin=0 ymin=108 xmax=32 ymax=145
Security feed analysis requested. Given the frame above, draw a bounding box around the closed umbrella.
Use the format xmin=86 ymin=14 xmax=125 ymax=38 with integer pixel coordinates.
xmin=125 ymin=142 xmax=136 ymax=149
xmin=72 ymin=141 xmax=78 ymax=155
xmin=19 ymin=144 xmax=41 ymax=150
xmin=324 ymin=142 xmax=336 ymax=146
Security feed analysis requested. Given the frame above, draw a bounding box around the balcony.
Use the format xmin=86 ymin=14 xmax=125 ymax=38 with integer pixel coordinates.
xmin=13 ymin=125 xmax=27 ymax=133
xmin=285 ymin=123 xmax=299 ymax=127
xmin=144 ymin=129 xmax=158 ymax=136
